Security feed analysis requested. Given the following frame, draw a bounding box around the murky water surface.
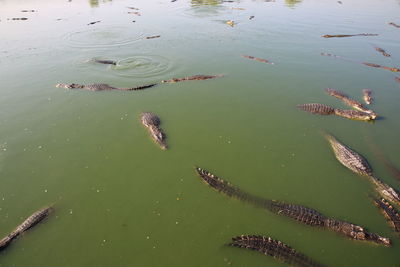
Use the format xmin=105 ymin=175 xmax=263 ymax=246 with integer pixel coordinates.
xmin=1 ymin=0 xmax=400 ymax=266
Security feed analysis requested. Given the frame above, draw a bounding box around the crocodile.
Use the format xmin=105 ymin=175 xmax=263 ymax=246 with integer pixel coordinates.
xmin=56 ymin=83 xmax=157 ymax=91
xmin=396 ymin=77 xmax=400 ymax=83
xmin=322 ymin=34 xmax=378 ymax=38
xmin=333 ymin=109 xmax=374 ymax=121
xmin=372 ymin=197 xmax=400 ymax=233
xmin=242 ymin=55 xmax=274 ymax=65
xmin=229 ymin=235 xmax=324 ymax=267
xmin=374 ymin=47 xmax=391 ymax=57
xmin=87 ymin=21 xmax=101 ymax=25
xmin=362 ymin=89 xmax=372 ymax=104
xmin=145 ymin=35 xmax=161 ymax=39
xmin=0 ymin=206 xmax=53 ymax=250
xmin=325 ymin=133 xmax=400 ymax=206
xmin=325 ymin=88 xmax=377 ymax=118
xmin=297 ymin=103 xmax=374 ymax=121
xmin=141 ymin=112 xmax=167 ymax=150
xmin=195 ymin=167 xmax=391 ymax=246
xmin=161 ymin=75 xmax=223 ymax=83
xmin=362 ymin=62 xmax=400 ymax=72
xmin=388 ymin=22 xmax=400 ymax=28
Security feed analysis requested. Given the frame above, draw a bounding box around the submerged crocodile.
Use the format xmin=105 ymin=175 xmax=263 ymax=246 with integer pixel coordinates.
xmin=372 ymin=197 xmax=400 ymax=233
xmin=297 ymin=103 xmax=375 ymax=121
xmin=56 ymin=83 xmax=157 ymax=91
xmin=195 ymin=167 xmax=390 ymax=246
xmin=229 ymin=235 xmax=324 ymax=267
xmin=395 ymin=77 xmax=400 ymax=83
xmin=374 ymin=47 xmax=391 ymax=57
xmin=0 ymin=206 xmax=53 ymax=250
xmin=325 ymin=88 xmax=377 ymax=118
xmin=242 ymin=55 xmax=274 ymax=65
xmin=322 ymin=33 xmax=378 ymax=38
xmin=141 ymin=112 xmax=167 ymax=150
xmin=362 ymin=89 xmax=372 ymax=105
xmin=161 ymin=75 xmax=223 ymax=83
xmin=325 ymin=133 xmax=400 ymax=207
xmin=362 ymin=62 xmax=400 ymax=72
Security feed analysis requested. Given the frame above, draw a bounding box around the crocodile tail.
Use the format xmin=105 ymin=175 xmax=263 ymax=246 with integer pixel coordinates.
xmin=229 ymin=235 xmax=325 ymax=267
xmin=297 ymin=103 xmax=335 ymax=115
xmin=194 ymin=167 xmax=270 ymax=207
xmin=124 ymin=83 xmax=158 ymax=91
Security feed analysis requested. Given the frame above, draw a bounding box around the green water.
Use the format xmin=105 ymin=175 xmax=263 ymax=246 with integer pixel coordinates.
xmin=1 ymin=0 xmax=400 ymax=266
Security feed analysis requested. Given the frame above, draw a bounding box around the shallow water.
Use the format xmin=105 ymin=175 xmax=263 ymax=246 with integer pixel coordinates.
xmin=1 ymin=0 xmax=400 ymax=266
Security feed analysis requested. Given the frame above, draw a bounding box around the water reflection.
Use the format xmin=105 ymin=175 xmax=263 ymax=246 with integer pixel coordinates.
xmin=89 ymin=0 xmax=113 ymax=8
xmin=285 ymin=0 xmax=302 ymax=8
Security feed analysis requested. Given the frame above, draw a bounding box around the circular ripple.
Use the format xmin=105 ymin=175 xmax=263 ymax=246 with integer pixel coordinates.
xmin=112 ymin=55 xmax=173 ymax=78
xmin=63 ymin=25 xmax=143 ymax=49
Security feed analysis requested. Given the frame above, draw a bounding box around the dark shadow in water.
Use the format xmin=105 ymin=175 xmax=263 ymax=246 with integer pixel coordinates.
xmin=285 ymin=0 xmax=302 ymax=8
xmin=89 ymin=0 xmax=113 ymax=8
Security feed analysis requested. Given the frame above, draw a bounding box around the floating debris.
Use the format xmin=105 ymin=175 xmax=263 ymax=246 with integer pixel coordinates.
xmin=195 ymin=167 xmax=391 ymax=246
xmin=229 ymin=235 xmax=325 ymax=267
xmin=322 ymin=33 xmax=378 ymax=38
xmin=87 ymin=21 xmax=101 ymax=25
xmin=0 ymin=206 xmax=53 ymax=250
xmin=362 ymin=89 xmax=372 ymax=105
xmin=93 ymin=59 xmax=117 ymax=65
xmin=21 ymin=10 xmax=36 ymax=12
xmin=372 ymin=197 xmax=400 ymax=232
xmin=56 ymin=83 xmax=157 ymax=91
xmin=145 ymin=35 xmax=161 ymax=39
xmin=226 ymin=20 xmax=235 ymax=27
xmin=388 ymin=22 xmax=400 ymax=28
xmin=325 ymin=133 xmax=400 ymax=206
xmin=127 ymin=7 xmax=139 ymax=10
xmin=374 ymin=47 xmax=391 ymax=57
xmin=362 ymin=62 xmax=400 ymax=72
xmin=161 ymin=74 xmax=223 ymax=83
xmin=231 ymin=7 xmax=245 ymax=10
xmin=242 ymin=55 xmax=274 ymax=65
xmin=141 ymin=112 xmax=167 ymax=150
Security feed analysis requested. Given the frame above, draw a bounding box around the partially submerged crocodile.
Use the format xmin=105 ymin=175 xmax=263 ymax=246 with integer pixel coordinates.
xmin=195 ymin=167 xmax=390 ymax=246
xmin=362 ymin=89 xmax=372 ymax=105
xmin=322 ymin=33 xmax=378 ymax=38
xmin=325 ymin=133 xmax=400 ymax=207
xmin=395 ymin=77 xmax=400 ymax=83
xmin=325 ymin=88 xmax=377 ymax=118
xmin=374 ymin=47 xmax=391 ymax=57
xmin=297 ymin=103 xmax=375 ymax=121
xmin=242 ymin=55 xmax=274 ymax=65
xmin=161 ymin=75 xmax=223 ymax=83
xmin=141 ymin=112 xmax=167 ymax=150
xmin=388 ymin=22 xmax=400 ymax=28
xmin=56 ymin=83 xmax=157 ymax=91
xmin=0 ymin=206 xmax=53 ymax=250
xmin=372 ymin=197 xmax=400 ymax=233
xmin=362 ymin=62 xmax=400 ymax=72
xmin=94 ymin=59 xmax=116 ymax=65
xmin=229 ymin=235 xmax=324 ymax=267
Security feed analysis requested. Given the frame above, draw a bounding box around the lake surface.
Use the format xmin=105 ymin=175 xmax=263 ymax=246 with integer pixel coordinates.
xmin=1 ymin=0 xmax=400 ymax=266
